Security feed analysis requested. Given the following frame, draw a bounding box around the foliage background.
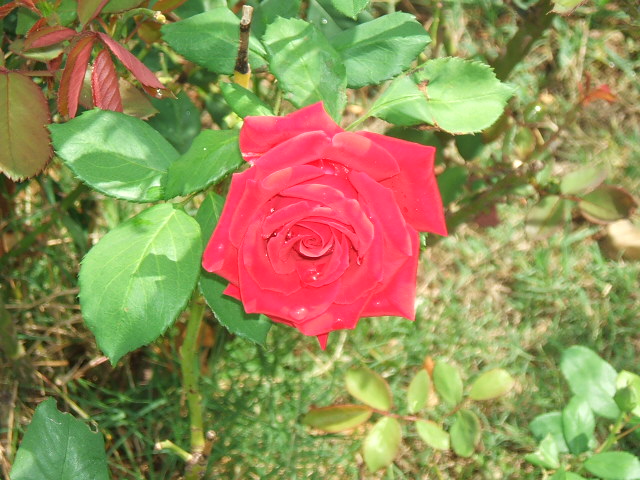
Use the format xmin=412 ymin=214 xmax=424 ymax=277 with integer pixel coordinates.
xmin=1 ymin=0 xmax=639 ymax=478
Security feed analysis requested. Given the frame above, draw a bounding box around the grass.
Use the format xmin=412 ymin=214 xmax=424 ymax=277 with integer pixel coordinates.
xmin=2 ymin=0 xmax=640 ymax=479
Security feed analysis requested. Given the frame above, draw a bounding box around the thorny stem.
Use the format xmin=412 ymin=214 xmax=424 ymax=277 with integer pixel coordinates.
xmin=233 ymin=6 xmax=253 ymax=89
xmin=181 ymin=292 xmax=207 ymax=480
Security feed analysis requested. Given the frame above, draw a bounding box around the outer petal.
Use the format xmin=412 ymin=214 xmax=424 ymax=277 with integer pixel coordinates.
xmin=358 ymin=131 xmax=447 ymax=236
xmin=326 ymin=132 xmax=400 ymax=181
xmin=240 ymin=103 xmax=342 ymax=162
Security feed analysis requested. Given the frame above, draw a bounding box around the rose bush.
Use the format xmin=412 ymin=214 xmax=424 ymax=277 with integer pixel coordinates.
xmin=202 ymin=103 xmax=446 ymax=348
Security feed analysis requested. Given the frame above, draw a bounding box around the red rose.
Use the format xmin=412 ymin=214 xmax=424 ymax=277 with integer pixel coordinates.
xmin=202 ymin=103 xmax=446 ymax=349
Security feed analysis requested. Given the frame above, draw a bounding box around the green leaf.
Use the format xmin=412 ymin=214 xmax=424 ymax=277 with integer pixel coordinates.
xmin=329 ymin=0 xmax=369 ymax=18
xmin=250 ymin=0 xmax=302 ymax=37
xmin=529 ymin=411 xmax=570 ymax=453
xmin=302 ymin=405 xmax=372 ymax=433
xmin=330 ymin=12 xmax=430 ymax=88
xmin=370 ymin=57 xmax=513 ymax=134
xmin=562 ymin=396 xmax=596 ymax=454
xmin=433 ymin=361 xmax=463 ymax=406
xmin=450 ymin=409 xmax=481 ymax=458
xmin=345 ymin=366 xmax=392 ymax=410
xmin=617 ymin=371 xmax=640 ymax=417
xmin=584 ymin=452 xmax=640 ymax=480
xmin=578 ymin=185 xmax=637 ymax=224
xmin=196 ymin=193 xmax=272 ymax=345
xmin=103 ymin=0 xmax=144 ymax=13
xmin=263 ymin=17 xmax=347 ymax=122
xmin=362 ymin=417 xmax=401 ymax=473
xmin=415 ymin=420 xmax=450 ymax=451
xmin=219 ymin=83 xmax=274 ymax=118
xmin=407 ymin=369 xmax=430 ymax=414
xmin=79 ymin=204 xmax=202 ymax=364
xmin=0 ymin=72 xmax=52 ymax=180
xmin=10 ymin=398 xmax=109 ymax=480
xmin=50 ymin=109 xmax=179 ymax=202
xmin=524 ymin=434 xmax=560 ymax=470
xmin=165 ymin=130 xmax=243 ymax=198
xmin=161 ymin=7 xmax=267 ymax=74
xmin=561 ymin=345 xmax=620 ymax=419
xmin=550 ymin=470 xmax=587 ymax=480
xmin=469 ymin=368 xmax=514 ymax=401
xmin=560 ymin=165 xmax=607 ymax=195
xmin=148 ymin=92 xmax=201 ymax=154
xmin=525 ymin=195 xmax=571 ymax=237
xmin=552 ymin=0 xmax=586 ymax=14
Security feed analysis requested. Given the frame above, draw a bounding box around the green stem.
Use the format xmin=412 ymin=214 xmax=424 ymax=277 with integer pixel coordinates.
xmin=155 ymin=440 xmax=191 ymax=462
xmin=491 ymin=0 xmax=555 ymax=81
xmin=0 ymin=183 xmax=87 ymax=269
xmin=595 ymin=413 xmax=628 ymax=454
xmin=181 ymin=292 xmax=207 ymax=480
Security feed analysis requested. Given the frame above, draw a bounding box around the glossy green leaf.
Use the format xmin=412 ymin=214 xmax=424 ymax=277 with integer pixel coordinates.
xmin=329 ymin=0 xmax=369 ymax=18
xmin=362 ymin=417 xmax=401 ymax=473
xmin=196 ymin=193 xmax=272 ymax=345
xmin=434 ymin=165 xmax=464 ymax=203
xmin=407 ymin=369 xmax=430 ymax=414
xmin=79 ymin=204 xmax=202 ymax=364
xmin=560 ymin=165 xmax=607 ymax=195
xmin=219 ymin=83 xmax=274 ymax=118
xmin=263 ymin=17 xmax=347 ymax=122
xmin=617 ymin=371 xmax=640 ymax=417
xmin=302 ymin=405 xmax=372 ymax=433
xmin=0 ymin=72 xmax=52 ymax=180
xmin=370 ymin=57 xmax=513 ymax=134
xmin=524 ymin=434 xmax=560 ymax=470
xmin=450 ymin=409 xmax=481 ymax=457
xmin=330 ymin=12 xmax=430 ymax=88
xmin=415 ymin=420 xmax=450 ymax=451
xmin=148 ymin=92 xmax=200 ymax=154
xmin=584 ymin=452 xmax=640 ymax=480
xmin=550 ymin=470 xmax=587 ymax=480
xmin=562 ymin=396 xmax=596 ymax=454
xmin=529 ymin=411 xmax=569 ymax=453
xmin=10 ymin=398 xmax=109 ymax=480
xmin=614 ymin=386 xmax=638 ymax=414
xmin=165 ymin=130 xmax=242 ymax=198
xmin=525 ymin=195 xmax=571 ymax=237
xmin=469 ymin=368 xmax=514 ymax=401
xmin=50 ymin=109 xmax=179 ymax=202
xmin=578 ymin=185 xmax=637 ymax=224
xmin=433 ymin=362 xmax=463 ymax=406
xmin=345 ymin=366 xmax=392 ymax=411
xmin=161 ymin=7 xmax=267 ymax=74
xmin=250 ymin=0 xmax=302 ymax=37
xmin=561 ymin=345 xmax=620 ymax=419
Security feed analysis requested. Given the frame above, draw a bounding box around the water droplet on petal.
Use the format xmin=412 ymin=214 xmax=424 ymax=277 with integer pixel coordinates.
xmin=270 ymin=208 xmax=276 ymax=213
xmin=333 ymin=318 xmax=345 ymax=329
xmin=321 ymin=18 xmax=328 ymax=24
xmin=290 ymin=307 xmax=308 ymax=321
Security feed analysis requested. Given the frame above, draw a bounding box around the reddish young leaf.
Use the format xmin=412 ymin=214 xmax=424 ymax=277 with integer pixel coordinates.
xmin=91 ymin=49 xmax=123 ymax=113
xmin=97 ymin=33 xmax=167 ymax=96
xmin=0 ymin=2 xmax=18 ymax=20
xmin=25 ymin=25 xmax=78 ymax=49
xmin=0 ymin=72 xmax=52 ymax=180
xmin=58 ymin=34 xmax=96 ymax=118
xmin=77 ymin=0 xmax=110 ymax=25
xmin=153 ymin=0 xmax=189 ymax=13
xmin=26 ymin=17 xmax=48 ymax=36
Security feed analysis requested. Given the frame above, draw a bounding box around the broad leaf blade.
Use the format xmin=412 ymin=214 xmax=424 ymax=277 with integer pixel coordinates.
xmin=578 ymin=185 xmax=637 ymax=224
xmin=91 ymin=49 xmax=123 ymax=112
xmin=560 ymin=345 xmax=620 ymax=419
xmin=331 ymin=12 xmax=430 ymax=88
xmin=77 ymin=0 xmax=109 ymax=26
xmin=584 ymin=452 xmax=640 ymax=480
xmin=433 ymin=361 xmax=463 ymax=406
xmin=562 ymin=396 xmax=596 ymax=454
xmin=197 ymin=192 xmax=272 ymax=345
xmin=529 ymin=411 xmax=570 ymax=453
xmin=525 ymin=433 xmax=560 ymax=470
xmin=10 ymin=398 xmax=109 ymax=480
xmin=263 ymin=17 xmax=347 ymax=122
xmin=469 ymin=368 xmax=514 ymax=401
xmin=363 ymin=417 xmax=401 ymax=473
xmin=50 ymin=109 xmax=178 ymax=202
xmin=147 ymin=91 xmax=200 ymax=154
xmin=302 ymin=405 xmax=372 ymax=433
xmin=345 ymin=366 xmax=392 ymax=411
xmin=560 ymin=165 xmax=607 ymax=195
xmin=525 ymin=195 xmax=571 ymax=237
xmin=79 ymin=204 xmax=201 ymax=364
xmin=329 ymin=0 xmax=369 ymax=18
xmin=161 ymin=8 xmax=267 ymax=74
xmin=25 ymin=25 xmax=77 ymax=49
xmin=58 ymin=34 xmax=96 ymax=118
xmin=407 ymin=369 xmax=430 ymax=414
xmin=450 ymin=409 xmax=481 ymax=457
xmin=0 ymin=72 xmax=52 ymax=180
xmin=416 ymin=420 xmax=450 ymax=451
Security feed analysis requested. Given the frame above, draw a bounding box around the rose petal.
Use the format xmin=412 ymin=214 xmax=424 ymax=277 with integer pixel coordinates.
xmin=358 ymin=131 xmax=447 ymax=236
xmin=317 ymin=333 xmax=329 ymax=350
xmin=240 ymin=103 xmax=342 ymax=162
xmin=327 ymin=132 xmax=400 ymax=181
xmin=294 ymin=295 xmax=372 ymax=336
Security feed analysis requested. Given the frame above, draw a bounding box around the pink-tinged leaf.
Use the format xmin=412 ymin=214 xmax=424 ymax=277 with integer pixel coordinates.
xmin=97 ymin=33 xmax=166 ymax=95
xmin=91 ymin=49 xmax=123 ymax=112
xmin=0 ymin=2 xmax=18 ymax=20
xmin=0 ymin=72 xmax=52 ymax=180
xmin=153 ymin=0 xmax=189 ymax=13
xmin=25 ymin=26 xmax=78 ymax=49
xmin=58 ymin=34 xmax=96 ymax=118
xmin=77 ymin=0 xmax=110 ymax=26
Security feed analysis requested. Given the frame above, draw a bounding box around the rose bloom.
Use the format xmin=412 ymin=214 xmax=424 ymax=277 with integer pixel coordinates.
xmin=202 ymin=103 xmax=446 ymax=349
